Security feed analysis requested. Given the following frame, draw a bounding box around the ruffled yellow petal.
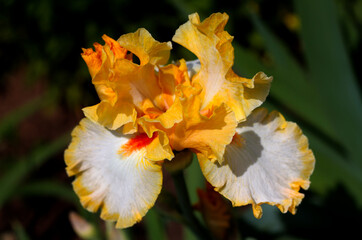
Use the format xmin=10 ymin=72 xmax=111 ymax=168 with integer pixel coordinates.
xmin=167 ymin=83 xmax=238 ymax=163
xmin=173 ymin=13 xmax=271 ymax=122
xmin=173 ymin=13 xmax=230 ymax=108
xmin=117 ymin=28 xmax=172 ymax=66
xmin=81 ymin=35 xmax=128 ymax=80
xmin=241 ymin=72 xmax=272 ymax=118
xmin=145 ymin=131 xmax=174 ymax=161
xmin=102 ymin=34 xmax=129 ymax=62
xmin=65 ymin=118 xmax=163 ymax=228
xmin=213 ymin=71 xmax=272 ymax=122
xmin=138 ymin=60 xmax=189 ymax=126
xmin=199 ymin=108 xmax=315 ymax=218
xmin=82 ymin=101 xmax=137 ymax=132
xmin=81 ymin=43 xmax=103 ymax=79
xmin=157 ymin=59 xmax=190 ymax=109
xmin=135 ymin=60 xmax=191 ymax=160
xmin=138 ymin=98 xmax=183 ymax=135
xmin=81 ymin=30 xmax=174 ymax=130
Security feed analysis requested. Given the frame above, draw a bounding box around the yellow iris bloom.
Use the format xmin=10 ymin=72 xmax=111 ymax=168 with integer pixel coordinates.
xmin=65 ymin=12 xmax=315 ymax=228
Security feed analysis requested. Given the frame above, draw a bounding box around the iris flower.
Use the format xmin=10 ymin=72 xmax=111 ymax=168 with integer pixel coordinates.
xmin=65 ymin=13 xmax=315 ymax=228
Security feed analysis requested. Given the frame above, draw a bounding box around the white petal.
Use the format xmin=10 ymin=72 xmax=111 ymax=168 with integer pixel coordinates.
xmin=65 ymin=118 xmax=163 ymax=228
xmin=199 ymin=108 xmax=315 ymax=218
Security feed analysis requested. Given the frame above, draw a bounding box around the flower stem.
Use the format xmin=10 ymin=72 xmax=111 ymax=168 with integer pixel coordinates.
xmin=171 ymin=170 xmax=211 ymax=240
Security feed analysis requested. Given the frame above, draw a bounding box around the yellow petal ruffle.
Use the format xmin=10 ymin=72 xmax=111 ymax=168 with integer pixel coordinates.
xmin=166 ymin=83 xmax=238 ymax=164
xmin=173 ymin=13 xmax=272 ymax=122
xmin=81 ymin=30 xmax=172 ymax=131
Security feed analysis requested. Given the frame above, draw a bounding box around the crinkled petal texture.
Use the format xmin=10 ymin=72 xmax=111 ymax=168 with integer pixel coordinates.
xmin=136 ymin=59 xmax=238 ymax=164
xmin=64 ymin=118 xmax=163 ymax=228
xmin=168 ymin=83 xmax=237 ymax=163
xmin=81 ymin=29 xmax=173 ymax=132
xmin=173 ymin=12 xmax=272 ymax=122
xmin=199 ymin=108 xmax=315 ymax=218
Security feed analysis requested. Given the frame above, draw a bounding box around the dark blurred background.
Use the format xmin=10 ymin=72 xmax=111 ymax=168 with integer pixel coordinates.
xmin=1 ymin=0 xmax=362 ymax=239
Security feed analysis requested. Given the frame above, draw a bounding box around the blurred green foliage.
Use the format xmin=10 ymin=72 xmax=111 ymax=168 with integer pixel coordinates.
xmin=1 ymin=0 xmax=361 ymax=239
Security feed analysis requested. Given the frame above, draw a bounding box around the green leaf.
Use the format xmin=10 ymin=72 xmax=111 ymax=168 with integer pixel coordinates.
xmin=248 ymin=13 xmax=337 ymax=144
xmin=0 ymin=133 xmax=70 ymax=207
xmin=16 ymin=179 xmax=104 ymax=235
xmin=233 ymin=42 xmax=269 ymax=76
xmin=183 ymin=155 xmax=209 ymax=240
xmin=0 ymin=89 xmax=58 ymax=142
xmin=144 ymin=208 xmax=165 ymax=240
xmin=12 ymin=222 xmax=31 ymax=240
xmin=18 ymin=180 xmax=78 ymax=204
xmin=185 ymin=154 xmax=205 ymax=204
xmin=294 ymin=0 xmax=362 ymax=163
xmin=307 ymin=129 xmax=362 ymax=207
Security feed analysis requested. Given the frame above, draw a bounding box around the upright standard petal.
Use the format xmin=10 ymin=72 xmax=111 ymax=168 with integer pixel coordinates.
xmin=117 ymin=28 xmax=172 ymax=66
xmin=81 ymin=30 xmax=172 ymax=131
xmin=64 ymin=118 xmax=163 ymax=228
xmin=199 ymin=108 xmax=315 ymax=218
xmin=173 ymin=13 xmax=272 ymax=122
